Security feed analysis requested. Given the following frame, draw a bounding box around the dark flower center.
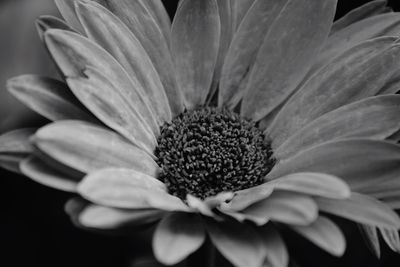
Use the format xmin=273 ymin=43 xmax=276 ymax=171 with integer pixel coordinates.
xmin=155 ymin=107 xmax=275 ymax=200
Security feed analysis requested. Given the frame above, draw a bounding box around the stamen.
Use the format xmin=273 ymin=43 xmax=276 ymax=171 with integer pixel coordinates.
xmin=155 ymin=107 xmax=275 ymax=200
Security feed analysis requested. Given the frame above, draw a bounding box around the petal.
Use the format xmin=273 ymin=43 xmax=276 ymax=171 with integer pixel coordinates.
xmin=44 ymin=29 xmax=160 ymax=134
xmin=78 ymin=168 xmax=187 ymax=211
xmin=313 ymin=12 xmax=400 ymax=75
xmin=101 ymin=0 xmax=184 ymax=116
xmin=55 ymin=0 xmax=84 ymax=32
xmin=269 ymin=38 xmax=400 ymax=147
xmin=268 ymin=139 xmax=400 ymax=193
xmin=270 ymin=172 xmax=351 ymax=199
xmin=291 ymin=216 xmax=346 ymax=256
xmin=0 ymin=128 xmax=35 ymax=154
xmin=359 ymin=225 xmax=381 ymax=258
xmin=231 ymin=0 xmax=255 ymax=29
xmin=379 ymin=228 xmax=400 ymax=253
xmin=76 ymin=1 xmax=172 ymax=124
xmin=64 ymin=197 xmax=88 ymax=228
xmin=316 ymin=193 xmax=400 ymax=229
xmin=275 ymin=95 xmax=400 ymax=160
xmin=153 ymin=213 xmax=205 ymax=265
xmin=222 ymin=183 xmax=274 ymax=211
xmin=36 ymin=15 xmax=75 ymax=41
xmin=171 ymin=0 xmax=220 ymax=108
xmin=241 ymin=0 xmax=337 ymax=121
xmin=7 ymin=75 xmax=94 ymax=122
xmin=34 ymin=120 xmax=159 ymax=175
xmin=219 ymin=0 xmax=289 ymax=108
xmin=186 ymin=195 xmax=214 ymax=217
xmin=260 ymin=226 xmax=289 ymax=267
xmin=208 ymin=0 xmax=234 ymax=103
xmin=330 ymin=0 xmax=390 ymax=34
xmin=0 ymin=128 xmax=35 ymax=173
xmin=80 ymin=205 xmax=163 ymax=230
xmin=21 ymin=156 xmax=79 ymax=192
xmin=241 ymin=191 xmax=318 ymax=226
xmin=360 ymin=174 xmax=400 ymax=199
xmin=381 ymin=195 xmax=400 ymax=209
xmin=67 ymin=66 xmax=157 ymax=155
xmin=207 ymin=219 xmax=265 ymax=267
xmin=140 ymin=0 xmax=171 ymax=46
xmin=204 ymin=192 xmax=234 ymax=209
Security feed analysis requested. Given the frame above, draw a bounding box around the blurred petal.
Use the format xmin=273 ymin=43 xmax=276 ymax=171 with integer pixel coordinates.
xmin=359 ymin=225 xmax=381 ymax=258
xmin=330 ymin=0 xmax=390 ymax=34
xmin=260 ymin=226 xmax=289 ymax=267
xmin=382 ymin=195 xmax=400 ymax=209
xmin=219 ymin=0 xmax=289 ymax=108
xmin=101 ymin=0 xmax=184 ymax=116
xmin=67 ymin=67 xmax=157 ymax=155
xmin=21 ymin=156 xmax=79 ymax=192
xmin=275 ymin=95 xmax=400 ymax=160
xmin=317 ymin=193 xmax=400 ymax=229
xmin=8 ymin=75 xmax=94 ymax=122
xmin=268 ymin=140 xmax=400 ymax=193
xmin=241 ymin=191 xmax=318 ymax=226
xmin=0 ymin=0 xmax=59 ymax=132
xmin=207 ymin=219 xmax=265 ymax=267
xmin=270 ymin=173 xmax=350 ymax=199
xmin=0 ymin=128 xmax=34 ymax=154
xmin=153 ymin=213 xmax=205 ymax=265
xmin=36 ymin=15 xmax=75 ymax=40
xmin=291 ymin=216 xmax=346 ymax=256
xmin=76 ymin=1 xmax=172 ymax=124
xmin=64 ymin=197 xmax=88 ymax=228
xmin=34 ymin=121 xmax=159 ymax=175
xmin=379 ymin=228 xmax=400 ymax=253
xmin=55 ymin=0 xmax=84 ymax=32
xmin=269 ymin=38 xmax=400 ymax=146
xmin=78 ymin=168 xmax=187 ymax=211
xmin=241 ymin=0 xmax=337 ymax=121
xmin=171 ymin=0 xmax=220 ymax=108
xmin=44 ymin=29 xmax=160 ymax=134
xmin=0 ymin=128 xmax=35 ymax=173
xmin=79 ymin=205 xmax=163 ymax=229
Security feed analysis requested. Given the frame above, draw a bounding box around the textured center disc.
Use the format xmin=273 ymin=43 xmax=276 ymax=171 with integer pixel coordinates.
xmin=155 ymin=107 xmax=275 ymax=200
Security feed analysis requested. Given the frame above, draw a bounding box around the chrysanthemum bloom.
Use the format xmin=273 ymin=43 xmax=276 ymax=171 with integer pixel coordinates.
xmin=2 ymin=0 xmax=400 ymax=266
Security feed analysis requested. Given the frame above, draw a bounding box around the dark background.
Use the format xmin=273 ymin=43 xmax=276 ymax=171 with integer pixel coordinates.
xmin=1 ymin=1 xmax=400 ymax=267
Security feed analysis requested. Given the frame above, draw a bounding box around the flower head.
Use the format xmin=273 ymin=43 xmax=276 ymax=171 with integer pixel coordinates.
xmin=2 ymin=0 xmax=400 ymax=266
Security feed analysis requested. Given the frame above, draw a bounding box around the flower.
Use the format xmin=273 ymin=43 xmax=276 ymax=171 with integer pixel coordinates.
xmin=1 ymin=0 xmax=400 ymax=266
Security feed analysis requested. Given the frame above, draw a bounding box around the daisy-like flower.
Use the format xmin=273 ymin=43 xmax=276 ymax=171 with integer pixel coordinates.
xmin=2 ymin=0 xmax=400 ymax=266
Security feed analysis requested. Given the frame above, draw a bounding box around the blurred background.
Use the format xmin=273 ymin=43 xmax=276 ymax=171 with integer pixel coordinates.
xmin=0 ymin=0 xmax=399 ymax=266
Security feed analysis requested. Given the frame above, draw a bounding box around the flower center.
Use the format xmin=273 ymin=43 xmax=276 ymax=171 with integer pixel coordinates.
xmin=155 ymin=107 xmax=275 ymax=200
